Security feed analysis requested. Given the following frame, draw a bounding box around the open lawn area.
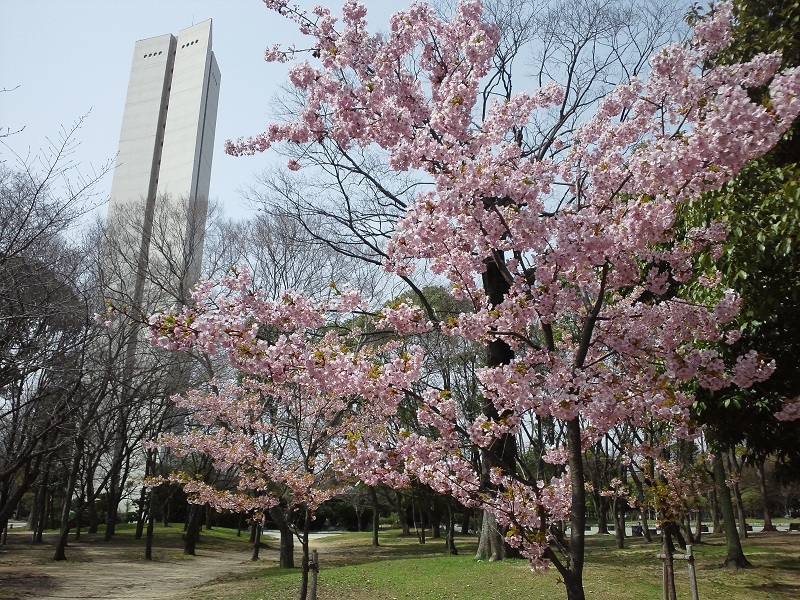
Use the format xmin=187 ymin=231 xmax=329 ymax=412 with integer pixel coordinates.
xmin=1 ymin=525 xmax=798 ymax=599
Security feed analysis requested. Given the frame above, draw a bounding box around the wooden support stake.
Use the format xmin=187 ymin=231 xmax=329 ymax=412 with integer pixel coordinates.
xmin=685 ymin=545 xmax=699 ymax=600
xmin=657 ymin=544 xmax=700 ymax=600
xmin=309 ymin=548 xmax=319 ymax=600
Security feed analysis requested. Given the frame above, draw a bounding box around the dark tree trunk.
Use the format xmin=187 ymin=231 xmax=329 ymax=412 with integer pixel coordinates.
xmin=135 ymin=452 xmax=153 ymax=540
xmin=395 ymin=491 xmax=410 ymax=536
xmin=712 ymin=453 xmax=751 ymax=568
xmin=162 ymin=496 xmax=171 ymax=528
xmin=135 ymin=486 xmax=147 ymax=539
xmin=562 ymin=417 xmax=587 ymax=600
xmin=445 ymin=501 xmax=458 ymax=555
xmin=269 ymin=507 xmax=294 ymax=568
xmin=33 ymin=464 xmax=50 ymax=543
xmin=460 ymin=507 xmax=471 ymax=535
xmin=87 ymin=485 xmax=100 ymax=534
xmin=414 ymin=500 xmax=426 ymax=545
xmin=726 ymin=452 xmax=748 ymax=538
xmin=183 ymin=505 xmax=201 ymax=555
xmin=299 ymin=508 xmax=312 ymax=600
xmin=249 ymin=517 xmax=258 ymax=543
xmin=145 ymin=488 xmax=156 ymax=560
xmin=370 ymin=486 xmax=380 ymax=547
xmin=694 ymin=511 xmax=703 ymax=543
xmin=629 ymin=466 xmax=652 ymax=542
xmin=475 ymin=251 xmax=518 ymax=562
xmin=613 ymin=498 xmax=625 ymax=549
xmin=709 ymin=487 xmax=721 ymax=534
xmin=104 ymin=456 xmax=123 ymax=541
xmin=54 ymin=438 xmax=85 ymax=560
xmin=429 ymin=504 xmax=442 ymax=539
xmin=662 ymin=522 xmax=678 ymax=600
xmin=593 ymin=492 xmax=609 ymax=534
xmin=756 ymin=458 xmax=777 ymax=531
xmin=251 ymin=522 xmax=263 ymax=561
xmin=74 ymin=500 xmax=83 ymax=541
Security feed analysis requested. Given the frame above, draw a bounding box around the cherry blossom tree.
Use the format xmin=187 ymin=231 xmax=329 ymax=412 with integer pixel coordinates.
xmin=151 ymin=1 xmax=800 ymax=598
xmin=149 ymin=268 xmax=420 ymax=599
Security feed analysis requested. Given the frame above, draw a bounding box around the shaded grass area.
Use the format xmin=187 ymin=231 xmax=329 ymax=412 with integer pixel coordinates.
xmin=177 ymin=530 xmax=800 ymax=600
xmin=0 ymin=522 xmax=253 ymax=565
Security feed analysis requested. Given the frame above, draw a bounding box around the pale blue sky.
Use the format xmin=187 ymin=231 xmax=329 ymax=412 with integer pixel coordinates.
xmin=0 ymin=0 xmax=407 ymax=221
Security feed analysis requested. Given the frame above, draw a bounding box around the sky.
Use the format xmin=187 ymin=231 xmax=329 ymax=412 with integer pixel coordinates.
xmin=0 ymin=0 xmax=408 ymax=222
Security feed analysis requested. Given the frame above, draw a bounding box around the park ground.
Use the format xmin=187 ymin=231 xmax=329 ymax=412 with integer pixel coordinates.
xmin=0 ymin=524 xmax=799 ymax=599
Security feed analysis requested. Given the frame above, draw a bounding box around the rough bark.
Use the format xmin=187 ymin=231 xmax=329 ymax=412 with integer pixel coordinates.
xmin=475 ymin=508 xmax=503 ymax=561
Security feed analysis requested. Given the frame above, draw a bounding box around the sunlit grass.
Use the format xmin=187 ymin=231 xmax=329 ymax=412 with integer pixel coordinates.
xmin=174 ymin=530 xmax=800 ymax=600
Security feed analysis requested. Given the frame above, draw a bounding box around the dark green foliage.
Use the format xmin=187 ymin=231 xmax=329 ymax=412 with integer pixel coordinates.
xmin=685 ymin=0 xmax=800 ymax=462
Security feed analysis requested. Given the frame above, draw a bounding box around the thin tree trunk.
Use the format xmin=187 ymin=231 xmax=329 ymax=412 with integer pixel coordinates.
xmin=726 ymin=452 xmax=748 ymax=538
xmin=104 ymin=443 xmax=125 ymax=541
xmin=162 ymin=497 xmax=171 ymax=527
xmin=33 ymin=464 xmax=50 ymax=543
xmin=594 ymin=492 xmax=609 ymax=535
xmin=662 ymin=522 xmax=678 ymax=600
xmin=54 ymin=438 xmax=85 ymax=560
xmin=629 ymin=466 xmax=652 ymax=542
xmin=370 ymin=486 xmax=380 ymax=547
xmin=709 ymin=487 xmax=721 ymax=534
xmin=74 ymin=500 xmax=83 ymax=541
xmin=145 ymin=490 xmax=155 ymax=560
xmin=395 ymin=491 xmax=410 ymax=536
xmin=299 ymin=508 xmax=312 ymax=600
xmin=135 ymin=485 xmax=147 ymax=539
xmin=445 ymin=501 xmax=458 ymax=555
xmin=613 ymin=498 xmax=625 ymax=549
xmin=251 ymin=522 xmax=262 ymax=561
xmin=756 ymin=458 xmax=777 ymax=531
xmin=694 ymin=510 xmax=703 ymax=543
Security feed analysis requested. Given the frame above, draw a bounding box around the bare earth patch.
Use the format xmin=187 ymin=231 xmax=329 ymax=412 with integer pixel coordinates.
xmin=0 ymin=529 xmax=267 ymax=600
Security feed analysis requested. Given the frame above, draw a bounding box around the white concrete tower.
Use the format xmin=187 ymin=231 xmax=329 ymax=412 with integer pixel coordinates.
xmin=108 ymin=20 xmax=220 ymax=305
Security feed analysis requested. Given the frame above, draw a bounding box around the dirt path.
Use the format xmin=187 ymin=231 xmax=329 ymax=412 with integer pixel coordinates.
xmin=0 ymin=531 xmax=267 ymax=600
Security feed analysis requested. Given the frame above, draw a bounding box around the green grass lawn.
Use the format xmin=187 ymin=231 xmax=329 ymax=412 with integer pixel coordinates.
xmin=174 ymin=529 xmax=800 ymax=600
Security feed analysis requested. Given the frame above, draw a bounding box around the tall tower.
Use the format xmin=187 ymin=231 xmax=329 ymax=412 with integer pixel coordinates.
xmin=108 ymin=20 xmax=220 ymax=305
